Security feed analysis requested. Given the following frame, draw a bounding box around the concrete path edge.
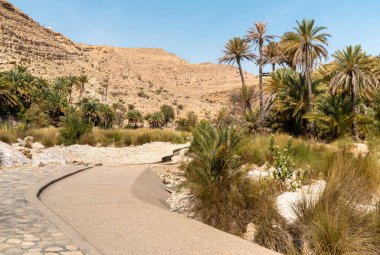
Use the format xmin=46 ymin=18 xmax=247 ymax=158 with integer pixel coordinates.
xmin=24 ymin=146 xmax=187 ymax=255
xmin=25 ymin=166 xmax=103 ymax=255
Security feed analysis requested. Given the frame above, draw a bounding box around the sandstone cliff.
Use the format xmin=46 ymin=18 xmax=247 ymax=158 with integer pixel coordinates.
xmin=0 ymin=0 xmax=258 ymax=117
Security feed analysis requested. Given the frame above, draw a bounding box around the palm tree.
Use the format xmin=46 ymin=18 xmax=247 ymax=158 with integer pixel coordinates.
xmin=306 ymin=94 xmax=353 ymax=139
xmin=44 ymin=90 xmax=68 ymax=126
xmin=327 ymin=45 xmax=376 ymax=138
xmin=0 ymin=77 xmax=19 ymax=114
xmin=6 ymin=66 xmax=35 ymax=108
xmin=146 ymin=111 xmax=165 ymax=128
xmin=127 ymin=110 xmax=144 ymax=128
xmin=268 ymin=68 xmax=322 ymax=135
xmin=82 ymin=99 xmax=99 ymax=126
xmin=282 ymin=19 xmax=331 ymax=115
xmin=219 ymin=37 xmax=256 ymax=112
xmin=97 ymin=103 xmax=115 ymax=129
xmin=263 ymin=41 xmax=283 ymax=72
xmin=52 ymin=77 xmax=68 ymax=94
xmin=78 ymin=74 xmax=89 ymax=105
xmin=246 ymin=22 xmax=276 ymax=111
xmin=66 ymin=75 xmax=78 ymax=104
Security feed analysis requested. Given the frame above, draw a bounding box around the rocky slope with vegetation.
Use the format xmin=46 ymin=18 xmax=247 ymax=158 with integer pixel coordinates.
xmin=0 ymin=0 xmax=257 ymax=117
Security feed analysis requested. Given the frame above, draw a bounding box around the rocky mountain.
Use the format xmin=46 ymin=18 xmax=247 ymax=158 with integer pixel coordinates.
xmin=0 ymin=0 xmax=257 ymax=117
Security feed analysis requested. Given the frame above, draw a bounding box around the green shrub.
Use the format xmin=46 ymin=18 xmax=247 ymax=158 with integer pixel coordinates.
xmin=176 ymin=111 xmax=198 ymax=131
xmin=268 ymin=135 xmax=311 ymax=191
xmin=160 ymin=104 xmax=175 ymax=126
xmin=24 ymin=104 xmax=51 ymax=128
xmin=59 ymin=113 xmax=92 ymax=145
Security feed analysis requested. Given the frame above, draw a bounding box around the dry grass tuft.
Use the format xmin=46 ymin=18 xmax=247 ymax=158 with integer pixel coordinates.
xmin=293 ymin=151 xmax=380 ymax=255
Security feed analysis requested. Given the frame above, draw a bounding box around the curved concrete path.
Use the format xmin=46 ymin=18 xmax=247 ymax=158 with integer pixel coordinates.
xmin=40 ymin=165 xmax=280 ymax=255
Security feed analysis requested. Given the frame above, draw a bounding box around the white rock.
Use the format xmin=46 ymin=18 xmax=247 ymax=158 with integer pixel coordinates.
xmin=276 ymin=180 xmax=327 ymax=223
xmin=351 ymin=143 xmax=369 ymax=157
xmin=247 ymin=169 xmax=270 ymax=181
xmin=17 ymin=136 xmax=34 ymax=148
xmin=31 ymin=142 xmax=45 ymax=150
xmin=0 ymin=141 xmax=31 ymax=167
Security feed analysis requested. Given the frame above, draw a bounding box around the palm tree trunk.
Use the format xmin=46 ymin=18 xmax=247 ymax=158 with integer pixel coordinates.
xmin=259 ymin=42 xmax=264 ymax=112
xmin=305 ymin=53 xmax=313 ymax=112
xmin=69 ymin=85 xmax=73 ymax=105
xmin=305 ymin=52 xmax=315 ymax=136
xmin=237 ymin=59 xmax=251 ymax=113
xmin=272 ymin=63 xmax=276 ymax=72
xmin=350 ymin=79 xmax=359 ymax=139
xmin=80 ymin=83 xmax=84 ymax=107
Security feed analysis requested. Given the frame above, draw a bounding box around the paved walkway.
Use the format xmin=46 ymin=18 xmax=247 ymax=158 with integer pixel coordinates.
xmin=40 ymin=165 xmax=280 ymax=255
xmin=0 ymin=165 xmax=85 ymax=255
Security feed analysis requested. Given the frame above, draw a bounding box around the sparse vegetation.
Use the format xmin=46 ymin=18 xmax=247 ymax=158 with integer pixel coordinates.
xmin=160 ymin=104 xmax=175 ymax=126
xmin=176 ymin=111 xmax=198 ymax=131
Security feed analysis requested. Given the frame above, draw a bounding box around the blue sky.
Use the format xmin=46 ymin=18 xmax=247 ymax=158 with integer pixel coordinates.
xmin=8 ymin=0 xmax=380 ymax=73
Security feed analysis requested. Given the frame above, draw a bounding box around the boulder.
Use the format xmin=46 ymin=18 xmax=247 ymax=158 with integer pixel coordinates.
xmin=247 ymin=164 xmax=272 ymax=181
xmin=17 ymin=136 xmax=34 ymax=148
xmin=31 ymin=142 xmax=45 ymax=150
xmin=276 ymin=180 xmax=327 ymax=223
xmin=243 ymin=223 xmax=257 ymax=242
xmin=0 ymin=141 xmax=31 ymax=167
xmin=351 ymin=143 xmax=369 ymax=157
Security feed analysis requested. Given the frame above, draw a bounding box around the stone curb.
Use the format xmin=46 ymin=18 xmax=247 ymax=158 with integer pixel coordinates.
xmin=25 ymin=166 xmax=103 ymax=255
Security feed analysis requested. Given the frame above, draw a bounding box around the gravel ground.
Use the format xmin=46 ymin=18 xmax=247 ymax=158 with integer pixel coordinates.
xmin=31 ymin=142 xmax=190 ymax=166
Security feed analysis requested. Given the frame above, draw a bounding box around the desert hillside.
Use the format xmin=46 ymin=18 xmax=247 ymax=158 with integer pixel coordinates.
xmin=0 ymin=0 xmax=257 ymax=117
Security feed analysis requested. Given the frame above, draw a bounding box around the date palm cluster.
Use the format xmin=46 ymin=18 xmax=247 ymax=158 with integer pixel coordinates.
xmin=220 ymin=19 xmax=379 ymax=140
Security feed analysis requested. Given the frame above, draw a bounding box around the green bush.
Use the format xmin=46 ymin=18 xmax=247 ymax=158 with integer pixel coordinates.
xmin=24 ymin=104 xmax=51 ymax=128
xmin=160 ymin=104 xmax=175 ymax=126
xmin=176 ymin=111 xmax=198 ymax=131
xmin=59 ymin=113 xmax=92 ymax=145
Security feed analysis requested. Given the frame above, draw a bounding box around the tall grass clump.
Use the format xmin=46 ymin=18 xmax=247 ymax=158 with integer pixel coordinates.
xmin=90 ymin=128 xmax=189 ymax=146
xmin=0 ymin=129 xmax=19 ymax=144
xmin=293 ymin=151 xmax=380 ymax=255
xmin=29 ymin=127 xmax=60 ymax=147
xmin=181 ymin=121 xmax=294 ymax=253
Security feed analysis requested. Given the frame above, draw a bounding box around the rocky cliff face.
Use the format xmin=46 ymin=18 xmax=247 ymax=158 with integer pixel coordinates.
xmin=0 ymin=0 xmax=257 ymax=117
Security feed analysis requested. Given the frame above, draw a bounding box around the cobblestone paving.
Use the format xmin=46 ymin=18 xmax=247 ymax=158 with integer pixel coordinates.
xmin=0 ymin=165 xmax=85 ymax=255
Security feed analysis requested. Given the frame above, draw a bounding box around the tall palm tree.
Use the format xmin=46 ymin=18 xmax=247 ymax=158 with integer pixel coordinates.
xmin=246 ymin=22 xmax=276 ymax=111
xmin=263 ymin=41 xmax=283 ymax=72
xmin=282 ymin=19 xmax=331 ymax=114
xmin=328 ymin=45 xmax=376 ymax=138
xmin=219 ymin=37 xmax=256 ymax=112
xmin=66 ymin=75 xmax=78 ymax=104
xmin=77 ymin=74 xmax=89 ymax=105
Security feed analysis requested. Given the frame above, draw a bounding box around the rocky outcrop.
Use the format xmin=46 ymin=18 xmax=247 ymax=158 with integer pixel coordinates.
xmin=0 ymin=141 xmax=31 ymax=168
